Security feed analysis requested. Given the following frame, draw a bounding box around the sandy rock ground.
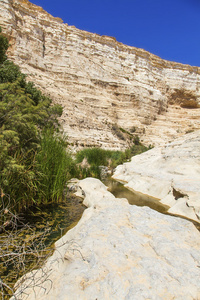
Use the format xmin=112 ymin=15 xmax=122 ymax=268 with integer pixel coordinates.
xmin=13 ymin=178 xmax=200 ymax=300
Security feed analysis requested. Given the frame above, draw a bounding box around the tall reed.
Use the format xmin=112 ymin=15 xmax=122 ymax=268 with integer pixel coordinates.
xmin=36 ymin=130 xmax=74 ymax=204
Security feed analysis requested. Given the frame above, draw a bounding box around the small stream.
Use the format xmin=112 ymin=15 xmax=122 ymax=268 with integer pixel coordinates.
xmin=0 ymin=195 xmax=85 ymax=299
xmin=104 ymin=178 xmax=200 ymax=232
xmin=104 ymin=178 xmax=169 ymax=214
xmin=22 ymin=195 xmax=85 ymax=247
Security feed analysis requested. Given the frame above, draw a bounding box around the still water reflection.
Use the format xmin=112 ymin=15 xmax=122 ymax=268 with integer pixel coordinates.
xmin=104 ymin=178 xmax=200 ymax=232
xmin=104 ymin=178 xmax=169 ymax=213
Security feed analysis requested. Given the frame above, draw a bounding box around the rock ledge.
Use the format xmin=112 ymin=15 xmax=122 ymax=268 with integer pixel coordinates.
xmin=14 ymin=178 xmax=200 ymax=300
xmin=113 ymin=130 xmax=200 ymax=223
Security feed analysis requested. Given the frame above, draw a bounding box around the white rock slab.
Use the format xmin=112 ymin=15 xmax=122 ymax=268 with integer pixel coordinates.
xmin=113 ymin=130 xmax=200 ymax=222
xmin=14 ymin=178 xmax=200 ymax=300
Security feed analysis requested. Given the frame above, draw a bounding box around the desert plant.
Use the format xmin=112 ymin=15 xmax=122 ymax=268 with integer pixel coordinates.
xmin=112 ymin=124 xmax=125 ymax=140
xmin=133 ymin=135 xmax=140 ymax=145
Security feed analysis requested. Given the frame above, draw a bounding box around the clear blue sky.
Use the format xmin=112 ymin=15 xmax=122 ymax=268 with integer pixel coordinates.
xmin=31 ymin=0 xmax=200 ymax=67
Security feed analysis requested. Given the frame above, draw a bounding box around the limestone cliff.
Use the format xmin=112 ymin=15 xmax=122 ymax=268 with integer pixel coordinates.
xmin=1 ymin=0 xmax=200 ymax=148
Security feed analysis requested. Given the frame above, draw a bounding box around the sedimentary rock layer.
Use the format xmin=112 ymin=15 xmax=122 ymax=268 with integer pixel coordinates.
xmin=113 ymin=130 xmax=200 ymax=222
xmin=13 ymin=178 xmax=200 ymax=300
xmin=1 ymin=0 xmax=200 ymax=148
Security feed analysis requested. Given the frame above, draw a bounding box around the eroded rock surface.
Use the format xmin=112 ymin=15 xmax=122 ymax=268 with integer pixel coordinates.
xmin=113 ymin=130 xmax=200 ymax=222
xmin=1 ymin=0 xmax=200 ymax=148
xmin=14 ymin=178 xmax=200 ymax=300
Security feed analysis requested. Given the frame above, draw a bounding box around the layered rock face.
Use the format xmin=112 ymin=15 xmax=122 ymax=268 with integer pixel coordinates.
xmin=1 ymin=0 xmax=200 ymax=148
xmin=13 ymin=178 xmax=200 ymax=300
xmin=113 ymin=130 xmax=200 ymax=223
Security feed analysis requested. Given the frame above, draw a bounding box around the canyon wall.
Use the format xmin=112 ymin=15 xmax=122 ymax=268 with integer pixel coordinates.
xmin=1 ymin=0 xmax=200 ymax=149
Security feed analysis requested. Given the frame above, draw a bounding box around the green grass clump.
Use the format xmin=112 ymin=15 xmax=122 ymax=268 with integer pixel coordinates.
xmin=75 ymin=140 xmax=149 ymax=179
xmin=35 ymin=130 xmax=75 ymax=204
xmin=76 ymin=148 xmax=108 ymax=166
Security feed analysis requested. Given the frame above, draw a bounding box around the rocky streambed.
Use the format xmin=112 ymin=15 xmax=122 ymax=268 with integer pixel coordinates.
xmin=12 ymin=178 xmax=200 ymax=300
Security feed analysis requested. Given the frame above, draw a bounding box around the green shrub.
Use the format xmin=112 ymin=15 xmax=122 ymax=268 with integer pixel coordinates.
xmin=130 ymin=143 xmax=148 ymax=156
xmin=112 ymin=124 xmax=125 ymax=140
xmin=133 ymin=135 xmax=140 ymax=145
